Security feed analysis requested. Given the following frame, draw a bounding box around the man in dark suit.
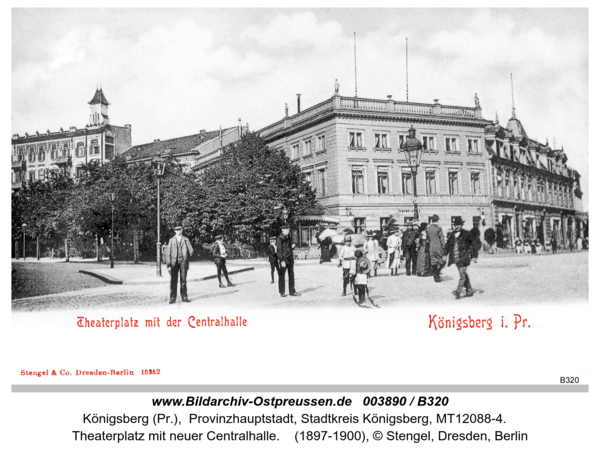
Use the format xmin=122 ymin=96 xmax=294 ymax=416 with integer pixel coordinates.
xmin=166 ymin=222 xmax=194 ymax=303
xmin=266 ymin=236 xmax=278 ymax=284
xmin=276 ymin=224 xmax=301 ymax=297
xmin=212 ymin=234 xmax=235 ymax=288
xmin=401 ymin=221 xmax=419 ymax=276
xmin=444 ymin=216 xmax=478 ymax=299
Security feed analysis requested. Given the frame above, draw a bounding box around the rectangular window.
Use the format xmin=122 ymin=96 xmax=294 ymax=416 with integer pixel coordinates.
xmin=380 ymin=217 xmax=390 ymax=231
xmin=353 ymin=217 xmax=366 ymax=234
xmin=514 ymin=178 xmax=520 ymax=199
xmin=349 ymin=132 xmax=363 ymax=148
xmin=303 ymin=171 xmax=313 ymax=188
xmin=468 ymin=139 xmax=479 ymax=154
xmin=91 ymin=139 xmax=100 ymax=155
xmin=470 ymin=172 xmax=481 ymax=194
xmin=377 ymin=168 xmax=389 ymax=194
xmin=448 ymin=170 xmax=459 ymax=195
xmin=398 ymin=134 xmax=407 ymax=149
xmin=425 ymin=170 xmax=437 ymax=194
xmin=76 ymin=143 xmax=85 ymax=158
xmin=303 ymin=140 xmax=312 ymax=156
xmin=38 ymin=169 xmax=45 ymax=180
xmin=352 ymin=168 xmax=364 ymax=194
xmin=422 ymin=135 xmax=435 ymax=151
xmin=374 ymin=133 xmax=389 ymax=149
xmin=401 ymin=171 xmax=413 ymax=195
xmin=528 ymin=180 xmax=533 ymax=201
xmin=445 ymin=137 xmax=458 ymax=152
xmin=28 ymin=170 xmax=36 ymax=182
xmin=497 ymin=172 xmax=504 ymax=197
xmin=317 ymin=168 xmax=326 ymax=197
xmin=291 ymin=144 xmax=299 ymax=159
xmin=317 ymin=135 xmax=325 ymax=152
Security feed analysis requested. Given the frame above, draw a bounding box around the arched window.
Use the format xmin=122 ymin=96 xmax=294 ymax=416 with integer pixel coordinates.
xmin=28 ymin=150 xmax=36 ymax=163
xmin=76 ymin=142 xmax=85 ymax=158
xmin=38 ymin=150 xmax=45 ymax=162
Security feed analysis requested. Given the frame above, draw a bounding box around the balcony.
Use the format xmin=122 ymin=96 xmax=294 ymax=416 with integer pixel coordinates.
xmin=11 ymin=159 xmax=25 ymax=170
xmin=54 ymin=155 xmax=72 ymax=166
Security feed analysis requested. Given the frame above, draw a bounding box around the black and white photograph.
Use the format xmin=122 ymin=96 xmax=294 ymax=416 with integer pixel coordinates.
xmin=7 ymin=6 xmax=596 ymax=451
xmin=10 ymin=8 xmax=589 ymax=311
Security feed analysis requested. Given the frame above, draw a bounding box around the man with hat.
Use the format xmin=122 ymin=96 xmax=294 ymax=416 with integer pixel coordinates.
xmin=276 ymin=223 xmax=301 ymax=297
xmin=338 ymin=235 xmax=356 ymax=296
xmin=444 ymin=216 xmax=478 ymax=299
xmin=212 ymin=234 xmax=235 ymax=288
xmin=166 ymin=222 xmax=194 ymax=303
xmin=401 ymin=221 xmax=419 ymax=276
xmin=426 ymin=214 xmax=446 ymax=283
xmin=267 ymin=236 xmax=279 ymax=284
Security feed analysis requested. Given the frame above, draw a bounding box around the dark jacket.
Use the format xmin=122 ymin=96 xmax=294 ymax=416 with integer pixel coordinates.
xmin=444 ymin=228 xmax=478 ymax=267
xmin=267 ymin=243 xmax=278 ymax=264
xmin=166 ymin=236 xmax=194 ymax=270
xmin=401 ymin=229 xmax=419 ymax=252
xmin=212 ymin=241 xmax=227 ymax=265
xmin=276 ymin=234 xmax=294 ymax=264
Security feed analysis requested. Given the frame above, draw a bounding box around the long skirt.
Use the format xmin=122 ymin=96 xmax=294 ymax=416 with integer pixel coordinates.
xmin=416 ymin=247 xmax=431 ymax=276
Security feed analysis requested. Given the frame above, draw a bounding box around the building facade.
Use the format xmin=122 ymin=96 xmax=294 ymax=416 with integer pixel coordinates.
xmin=485 ymin=113 xmax=586 ymax=248
xmin=11 ymin=88 xmax=132 ymax=188
xmin=257 ymin=93 xmax=493 ymax=245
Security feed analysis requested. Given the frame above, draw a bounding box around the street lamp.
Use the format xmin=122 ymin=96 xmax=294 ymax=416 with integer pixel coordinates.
xmin=401 ymin=125 xmax=423 ymax=221
xmin=153 ymin=152 xmax=166 ymax=277
xmin=22 ymin=223 xmax=27 ymax=260
xmin=110 ymin=193 xmax=115 ymax=269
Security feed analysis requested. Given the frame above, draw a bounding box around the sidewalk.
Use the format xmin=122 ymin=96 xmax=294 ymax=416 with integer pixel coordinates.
xmin=78 ymin=261 xmax=254 ymax=285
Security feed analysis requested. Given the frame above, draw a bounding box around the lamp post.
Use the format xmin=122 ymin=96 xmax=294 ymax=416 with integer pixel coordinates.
xmin=401 ymin=125 xmax=423 ymax=221
xmin=110 ymin=193 xmax=115 ymax=269
xmin=22 ymin=223 xmax=27 ymax=260
xmin=153 ymin=152 xmax=166 ymax=277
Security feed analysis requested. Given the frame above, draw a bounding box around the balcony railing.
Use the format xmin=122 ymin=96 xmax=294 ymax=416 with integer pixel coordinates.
xmin=258 ymin=96 xmax=482 ymax=138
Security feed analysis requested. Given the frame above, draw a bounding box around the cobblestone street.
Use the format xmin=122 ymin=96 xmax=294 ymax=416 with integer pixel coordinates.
xmin=12 ymin=251 xmax=587 ymax=312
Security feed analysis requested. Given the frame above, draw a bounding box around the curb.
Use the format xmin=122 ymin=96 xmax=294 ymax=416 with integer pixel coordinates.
xmin=80 ymin=267 xmax=254 ymax=285
xmin=78 ymin=269 xmax=123 ymax=285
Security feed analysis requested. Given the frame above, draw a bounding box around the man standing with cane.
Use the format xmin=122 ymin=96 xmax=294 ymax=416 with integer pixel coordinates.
xmin=166 ymin=222 xmax=194 ymax=304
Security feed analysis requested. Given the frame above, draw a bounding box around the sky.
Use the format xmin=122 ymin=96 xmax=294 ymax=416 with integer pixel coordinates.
xmin=11 ymin=8 xmax=589 ymax=207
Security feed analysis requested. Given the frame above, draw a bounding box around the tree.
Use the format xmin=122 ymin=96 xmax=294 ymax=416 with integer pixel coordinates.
xmin=196 ymin=132 xmax=317 ymax=243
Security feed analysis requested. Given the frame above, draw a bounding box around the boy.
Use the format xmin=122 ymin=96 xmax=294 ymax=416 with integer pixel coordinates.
xmin=354 ymin=253 xmax=370 ymax=304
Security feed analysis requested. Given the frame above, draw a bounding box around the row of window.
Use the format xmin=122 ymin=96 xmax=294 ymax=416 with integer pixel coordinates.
xmin=291 ymin=135 xmax=327 ymax=159
xmin=494 ymin=141 xmax=571 ymax=177
xmin=496 ymin=172 xmax=572 ymax=207
xmin=15 ymin=140 xmax=101 ymax=163
xmin=350 ymin=168 xmax=482 ymax=196
xmin=348 ymin=132 xmax=480 ymax=153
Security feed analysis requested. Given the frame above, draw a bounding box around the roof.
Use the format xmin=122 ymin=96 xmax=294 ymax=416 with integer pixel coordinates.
xmin=89 ymin=88 xmax=110 ymax=106
xmin=121 ymin=130 xmax=222 ymax=161
xmin=506 ymin=117 xmax=528 ymax=139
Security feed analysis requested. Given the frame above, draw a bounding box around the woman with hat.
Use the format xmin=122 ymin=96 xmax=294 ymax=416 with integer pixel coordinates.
xmin=365 ymin=230 xmax=379 ymax=277
xmin=267 ymin=236 xmax=279 ymax=284
xmin=415 ymin=222 xmax=431 ymax=277
xmin=212 ymin=234 xmax=235 ymax=288
xmin=338 ymin=235 xmax=356 ymax=296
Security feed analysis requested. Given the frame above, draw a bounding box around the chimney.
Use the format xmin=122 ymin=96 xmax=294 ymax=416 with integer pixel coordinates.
xmin=238 ymin=118 xmax=242 ymax=136
xmin=70 ymin=126 xmax=76 ymax=131
xmin=297 ymin=94 xmax=301 ymax=113
xmin=125 ymin=124 xmax=131 ymax=128
xmin=154 ymin=139 xmax=160 ymax=142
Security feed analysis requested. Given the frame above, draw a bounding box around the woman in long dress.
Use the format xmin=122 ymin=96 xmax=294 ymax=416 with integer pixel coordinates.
xmin=365 ymin=231 xmax=379 ymax=277
xmin=416 ymin=222 xmax=431 ymax=277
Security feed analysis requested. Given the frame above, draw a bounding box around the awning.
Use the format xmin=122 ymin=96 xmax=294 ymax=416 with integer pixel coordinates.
xmin=296 ymin=215 xmax=339 ymax=224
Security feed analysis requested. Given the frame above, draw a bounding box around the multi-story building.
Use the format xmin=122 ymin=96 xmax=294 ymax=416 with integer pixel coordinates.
xmin=485 ymin=112 xmax=586 ymax=248
xmin=122 ymin=120 xmax=247 ymax=170
xmin=256 ymin=92 xmax=493 ymax=246
xmin=11 ymin=87 xmax=132 ymax=188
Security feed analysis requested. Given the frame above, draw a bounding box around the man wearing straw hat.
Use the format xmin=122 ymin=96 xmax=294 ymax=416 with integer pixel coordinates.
xmin=166 ymin=222 xmax=194 ymax=304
